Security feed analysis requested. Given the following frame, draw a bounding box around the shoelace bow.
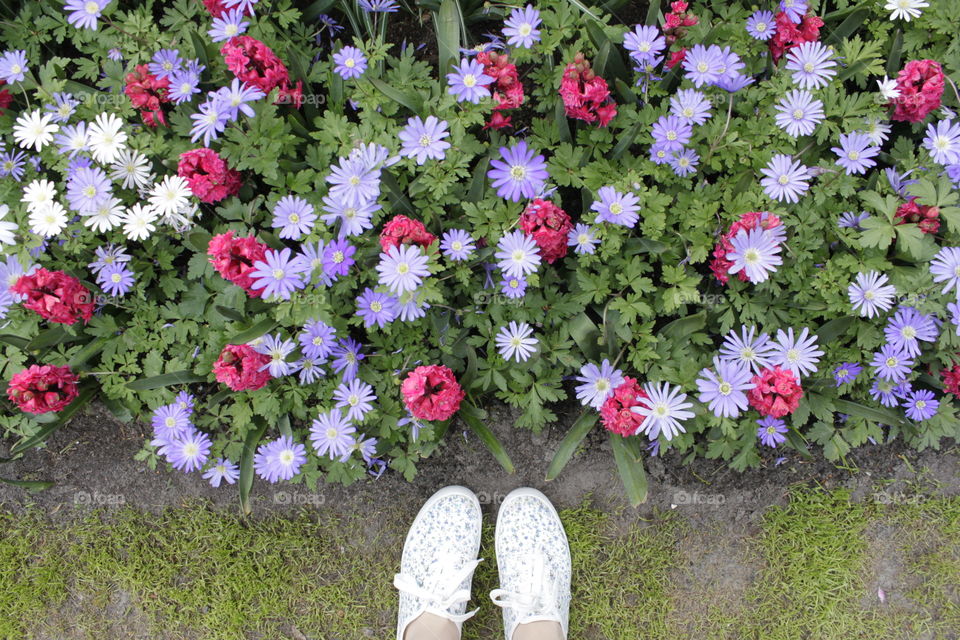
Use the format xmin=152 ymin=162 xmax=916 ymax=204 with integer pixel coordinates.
xmin=394 ymin=553 xmax=482 ymax=624
xmin=489 ymin=548 xmax=561 ymax=621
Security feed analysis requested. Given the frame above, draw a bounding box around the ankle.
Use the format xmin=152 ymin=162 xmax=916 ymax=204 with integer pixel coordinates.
xmin=403 ymin=612 xmax=461 ymax=640
xmin=512 ymin=620 xmax=565 ymax=640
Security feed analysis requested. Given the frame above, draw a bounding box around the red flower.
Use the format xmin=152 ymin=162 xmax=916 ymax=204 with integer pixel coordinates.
xmin=600 ymin=377 xmax=650 ymax=436
xmin=221 ymin=36 xmax=303 ymax=108
xmin=123 ymin=64 xmax=171 ymax=128
xmin=663 ymin=1 xmax=698 ymax=44
xmin=7 ymin=364 xmax=80 ymax=414
xmin=0 ymin=79 xmax=12 ymax=117
xmin=202 ymin=0 xmax=254 ymax=17
xmin=12 ymin=268 xmax=95 ymax=325
xmin=748 ymin=366 xmax=803 ymax=418
xmin=941 ymin=363 xmax=960 ymax=396
xmin=665 ymin=48 xmax=688 ymax=69
xmin=178 ymin=148 xmax=243 ymax=204
xmin=559 ymin=53 xmax=617 ymax=127
xmin=894 ymin=198 xmax=940 ymax=235
xmin=768 ymin=11 xmax=823 ymax=63
xmin=213 ymin=344 xmax=272 ymax=391
xmin=478 ymin=51 xmax=525 ymax=130
xmin=519 ymin=199 xmax=573 ymax=264
xmin=890 ymin=60 xmax=945 ymax=123
xmin=207 ymin=231 xmax=269 ymax=297
xmin=484 ymin=111 xmax=513 ymax=131
xmin=709 ymin=211 xmax=782 ymax=284
xmin=401 ymin=365 xmax=465 ymax=421
xmin=379 ymin=215 xmax=437 ymax=252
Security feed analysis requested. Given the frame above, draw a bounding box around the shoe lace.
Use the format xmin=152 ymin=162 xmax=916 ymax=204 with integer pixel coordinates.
xmin=489 ymin=548 xmax=561 ymax=621
xmin=394 ymin=553 xmax=482 ymax=624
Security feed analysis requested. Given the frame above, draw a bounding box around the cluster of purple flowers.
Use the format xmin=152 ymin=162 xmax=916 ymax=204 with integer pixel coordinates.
xmin=190 ymin=77 xmax=265 ymax=146
xmin=681 ymin=43 xmax=753 ymax=92
xmin=88 ymin=244 xmax=135 ymax=297
xmin=150 ymin=392 xmax=240 ymax=485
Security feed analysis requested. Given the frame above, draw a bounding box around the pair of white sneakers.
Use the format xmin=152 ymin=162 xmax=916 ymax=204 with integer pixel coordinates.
xmin=394 ymin=486 xmax=572 ymax=640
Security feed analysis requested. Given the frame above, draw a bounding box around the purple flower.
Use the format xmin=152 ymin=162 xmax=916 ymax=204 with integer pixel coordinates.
xmin=254 ymin=333 xmax=300 ymax=378
xmin=930 ymin=246 xmax=960 ymax=296
xmin=397 ymin=290 xmax=430 ymax=321
xmin=832 ymin=132 xmax=880 ymax=175
xmin=212 ymin=79 xmax=264 ymax=121
xmin=903 ymin=389 xmax=938 ymax=421
xmin=376 ymin=244 xmax=431 ymax=294
xmin=760 ymin=154 xmax=811 ymax=203
xmin=870 ymin=379 xmax=900 ymax=407
xmin=500 ymin=275 xmax=527 ymax=299
xmin=151 ymin=403 xmax=193 ymax=442
xmin=649 ymin=144 xmax=670 ymax=165
xmin=785 ymin=41 xmax=837 ymax=90
xmin=696 ymin=357 xmax=755 ymax=419
xmin=633 ymin=382 xmax=694 ymax=441
xmin=682 ymin=44 xmax=725 ymax=87
xmin=848 ymin=271 xmax=896 ymax=318
xmin=166 ymin=428 xmax=212 ymax=472
xmin=0 ymin=149 xmax=28 ymax=180
xmin=772 ymin=327 xmax=823 ymax=378
xmin=440 ymin=229 xmax=475 ymax=261
xmin=670 ymin=89 xmax=712 ymax=125
xmin=624 ymin=25 xmax=665 ymax=63
xmin=224 ymin=0 xmax=260 ymax=14
xmin=719 ymin=325 xmax=776 ymax=374
xmin=148 ymin=49 xmax=182 ymax=80
xmin=885 ymin=168 xmax=918 ymax=196
xmin=870 ymin=344 xmax=915 ymax=382
xmin=591 ymin=186 xmax=640 ymax=228
xmin=296 ymin=357 xmax=325 ymax=385
xmin=746 ymin=10 xmax=777 ymax=40
xmin=299 ymin=319 xmax=336 ymax=360
xmin=668 ymin=148 xmax=699 ymax=177
xmin=884 ymin=306 xmax=938 ymax=357
xmin=332 ymin=338 xmax=365 ymax=383
xmin=332 ymin=46 xmax=367 ymax=80
xmin=333 ymin=379 xmax=377 ymax=422
xmin=107 ymin=48 xmax=122 ymax=61
xmin=779 ymin=0 xmax=808 ymax=23
xmin=97 ymin=263 xmax=135 ymax=297
xmin=503 ymin=5 xmax=542 ymax=49
xmin=64 ymin=0 xmax=110 ymax=30
xmin=322 ymin=238 xmax=356 ymax=280
xmin=310 ymin=409 xmax=356 ymax=458
xmin=320 ymin=194 xmax=378 ymax=238
xmin=190 ymin=99 xmax=229 ymax=146
xmin=495 ymin=230 xmax=541 ymax=278
xmin=446 ymin=58 xmax=494 ymax=103
xmin=203 ymin=458 xmax=240 ymax=487
xmin=757 ymin=417 xmax=788 ymax=447
xmin=253 ymin=436 xmax=307 ymax=483
xmin=923 ymin=119 xmax=960 ymax=165
xmin=355 ymin=288 xmax=398 ymax=328
xmin=208 ymin=8 xmax=249 ymax=42
xmin=168 ymin=69 xmax=202 ymax=104
xmin=294 ymin=241 xmax=332 ymax=287
xmin=250 ymin=248 xmax=308 ymax=300
xmin=575 ymin=359 xmax=625 ymax=409
xmin=567 ymin=224 xmax=599 ymax=255
xmin=398 ymin=116 xmax=451 ymax=165
xmin=326 ymin=156 xmax=381 ymax=208
xmin=496 ymin=321 xmax=538 ymax=362
xmin=44 ymin=92 xmax=79 ymax=123
xmin=358 ymin=0 xmax=398 ymax=12
xmin=774 ymin=90 xmax=824 ymax=138
xmin=66 ymin=166 xmax=112 ymax=213
xmin=838 ymin=211 xmax=870 ymax=230
xmin=650 ymin=115 xmax=692 ymax=152
xmin=271 ymin=195 xmax=316 ymax=240
xmin=487 ymin=140 xmax=549 ymax=202
xmin=88 ymin=244 xmax=131 ymax=275
xmin=833 ymin=362 xmax=862 ymax=385
xmin=727 ymin=227 xmax=783 ymax=284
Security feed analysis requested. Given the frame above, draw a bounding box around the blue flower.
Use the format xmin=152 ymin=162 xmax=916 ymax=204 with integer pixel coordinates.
xmin=332 ymin=46 xmax=368 ymax=80
xmin=502 ymin=5 xmax=542 ymax=49
xmin=446 ymin=58 xmax=494 ymax=104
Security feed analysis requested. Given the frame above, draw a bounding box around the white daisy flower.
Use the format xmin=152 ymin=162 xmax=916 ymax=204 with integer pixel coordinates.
xmin=81 ymin=196 xmax=124 ymax=233
xmin=0 ymin=204 xmax=17 ymax=246
xmin=122 ymin=203 xmax=159 ymax=241
xmin=87 ymin=112 xmax=128 ymax=164
xmin=21 ymin=179 xmax=58 ymax=213
xmin=148 ymin=175 xmax=193 ymax=218
xmin=109 ymin=148 xmax=152 ymax=189
xmin=28 ymin=202 xmax=69 ymax=237
xmin=13 ymin=109 xmax=59 ymax=152
xmin=877 ymin=75 xmax=901 ymax=101
xmin=884 ymin=0 xmax=928 ymax=21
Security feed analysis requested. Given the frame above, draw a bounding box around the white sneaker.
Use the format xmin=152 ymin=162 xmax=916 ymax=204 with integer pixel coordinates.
xmin=394 ymin=486 xmax=483 ymax=640
xmin=490 ymin=488 xmax=571 ymax=640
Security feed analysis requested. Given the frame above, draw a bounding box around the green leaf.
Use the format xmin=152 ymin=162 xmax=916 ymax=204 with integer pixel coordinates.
xmin=555 ymin=100 xmax=572 ymax=144
xmin=467 ymin=157 xmax=489 ymax=202
xmin=585 ymin=22 xmax=629 ymax=83
xmin=27 ymin=325 xmax=69 ymax=351
xmin=189 ymin=29 xmax=209 ymax=70
xmin=824 ymin=8 xmax=871 ymax=47
xmin=816 ymin=317 xmax=854 ymax=344
xmin=126 ymin=371 xmax=206 ymax=391
xmin=239 ymin=417 xmax=269 ymax=515
xmin=0 ymin=477 xmax=55 ymax=492
xmin=859 ymin=215 xmax=895 ymax=250
xmin=11 ymin=385 xmax=96 ymax=456
xmin=568 ymin=312 xmax=601 ymax=362
xmin=369 ymin=77 xmax=423 ymax=114
xmin=215 ymin=305 xmax=246 ymax=322
xmin=0 ymin=334 xmax=30 ymax=349
xmin=886 ymin=28 xmax=902 ymax=76
xmin=435 ymin=0 xmax=461 ymax=75
xmin=660 ymin=312 xmax=706 ymax=340
xmin=227 ymin=318 xmax=278 ymax=345
xmin=834 ymin=399 xmax=906 ymax=426
xmin=381 ymin=171 xmax=418 ymax=216
xmin=458 ymin=404 xmax=515 ymax=473
xmin=545 ymin=412 xmax=598 ymax=481
xmin=608 ymin=119 xmax=642 ymax=160
xmin=610 ymin=434 xmax=648 ymax=506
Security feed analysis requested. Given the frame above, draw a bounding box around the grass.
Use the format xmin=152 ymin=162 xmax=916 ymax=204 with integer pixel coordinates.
xmin=0 ymin=486 xmax=958 ymax=640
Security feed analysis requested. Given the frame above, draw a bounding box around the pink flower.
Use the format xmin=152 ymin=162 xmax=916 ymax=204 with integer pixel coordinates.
xmin=207 ymin=231 xmax=269 ymax=297
xmin=891 ymin=60 xmax=945 ymax=123
xmin=178 ymin=148 xmax=242 ymax=204
xmin=12 ymin=268 xmax=95 ymax=325
xmin=519 ymin=199 xmax=572 ymax=264
xmin=213 ymin=344 xmax=271 ymax=392
xmin=379 ymin=215 xmax=437 ymax=252
xmin=7 ymin=364 xmax=80 ymax=414
xmin=748 ymin=366 xmax=803 ymax=418
xmin=600 ymin=377 xmax=650 ymax=436
xmin=401 ymin=365 xmax=466 ymax=421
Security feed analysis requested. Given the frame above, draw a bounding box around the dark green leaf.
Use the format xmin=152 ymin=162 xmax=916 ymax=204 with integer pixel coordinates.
xmin=239 ymin=417 xmax=269 ymax=515
xmin=126 ymin=371 xmax=206 ymax=391
xmin=815 ymin=317 xmax=854 ymax=344
xmin=228 ymin=318 xmax=278 ymax=345
xmin=610 ymin=434 xmax=648 ymax=506
xmin=369 ymin=77 xmax=423 ymax=114
xmin=459 ymin=404 xmax=515 ymax=473
xmin=0 ymin=334 xmax=30 ymax=349
xmin=834 ymin=399 xmax=906 ymax=426
xmin=545 ymin=412 xmax=598 ymax=481
xmin=0 ymin=477 xmax=54 ymax=492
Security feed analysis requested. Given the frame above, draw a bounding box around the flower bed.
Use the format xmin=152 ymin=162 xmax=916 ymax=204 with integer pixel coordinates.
xmin=0 ymin=0 xmax=958 ymax=506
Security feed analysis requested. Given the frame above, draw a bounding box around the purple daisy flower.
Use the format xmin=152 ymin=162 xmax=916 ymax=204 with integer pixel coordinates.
xmin=727 ymin=227 xmax=783 ymax=284
xmin=760 ymin=154 xmax=811 ymax=203
xmin=903 ymin=389 xmax=938 ymax=421
xmin=397 ymin=290 xmax=430 ymax=322
xmin=623 ymin=25 xmax=666 ymax=63
xmin=446 ymin=58 xmax=494 ymax=103
xmin=326 ymin=156 xmax=381 ymax=208
xmin=166 ymin=429 xmax=212 ymax=472
xmin=148 ymin=49 xmax=182 ymax=80
xmin=168 ymin=69 xmax=202 ymax=104
xmin=838 ymin=211 xmax=870 ymax=230
xmin=591 ymin=186 xmax=641 ymax=228
xmin=271 ymin=195 xmax=316 ymax=240
xmin=870 ymin=379 xmax=900 ymax=407
xmin=376 ymin=244 xmax=431 ymax=295
xmin=331 ymin=338 xmax=365 ymax=383
xmin=398 ymin=116 xmax=451 ymax=165
xmin=66 ymin=165 xmax=112 ymax=214
xmin=848 ymin=271 xmax=897 ymax=318
xmin=567 ymin=224 xmax=600 ymax=255
xmin=0 ymin=149 xmax=28 ymax=180
xmin=832 ymin=132 xmax=880 ymax=175
xmin=253 ymin=436 xmax=308 ymax=483
xmin=202 ymin=458 xmax=240 ymax=487
xmin=757 ymin=417 xmax=788 ymax=447
xmin=487 ymin=140 xmax=549 ymax=202
xmin=495 ymin=230 xmax=541 ymax=278
xmin=296 ymin=356 xmax=326 ymax=385
xmin=332 ymin=46 xmax=367 ymax=80
xmin=333 ymin=379 xmax=377 ymax=422
xmin=668 ymin=148 xmax=699 ymax=177
xmin=650 ymin=115 xmax=693 ymax=152
xmin=696 ymin=357 xmax=755 ymax=419
xmin=774 ymin=90 xmax=824 ymax=138
xmin=772 ymin=327 xmax=823 ymax=378
xmin=785 ymin=41 xmax=837 ymax=90
xmin=884 ymin=307 xmax=938 ymax=357
xmin=320 ymin=194 xmax=378 ymax=238
xmin=669 ymin=89 xmax=712 ymax=125
xmin=208 ymin=8 xmax=249 ymax=42
xmin=213 ymin=79 xmax=265 ymax=121
xmin=870 ymin=344 xmax=915 ymax=382
xmin=250 ymin=248 xmax=308 ymax=300
xmin=97 ymin=262 xmax=135 ymax=297
xmin=358 ymin=0 xmax=398 ymax=11
xmin=746 ymin=10 xmax=777 ymax=40
xmin=930 ymin=246 xmax=960 ymax=296
xmin=44 ymin=92 xmax=79 ymax=123
xmin=190 ymin=99 xmax=229 ymax=146
xmin=0 ymin=50 xmax=27 ymax=84
xmin=500 ymin=275 xmax=527 ymax=299
xmin=88 ymin=244 xmax=131 ymax=274
xmin=633 ymin=381 xmax=694 ymax=441
xmin=151 ymin=403 xmax=193 ymax=442
xmin=885 ymin=168 xmax=918 ymax=197
xmin=502 ymin=5 xmax=541 ymax=49
xmin=923 ymin=119 xmax=960 ymax=165
xmin=682 ymin=44 xmax=725 ymax=87
xmin=440 ymin=229 xmax=475 ymax=261
xmin=299 ymin=319 xmax=336 ymax=360
xmin=355 ymin=288 xmax=398 ymax=328
xmin=719 ymin=325 xmax=776 ymax=374
xmin=574 ymin=359 xmax=625 ymax=409
xmin=322 ymin=238 xmax=357 ymax=280
xmin=254 ymin=333 xmax=299 ymax=378
xmin=779 ymin=0 xmax=808 ymax=23
xmin=833 ymin=362 xmax=863 ymax=385
xmin=310 ymin=409 xmax=356 ymax=459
